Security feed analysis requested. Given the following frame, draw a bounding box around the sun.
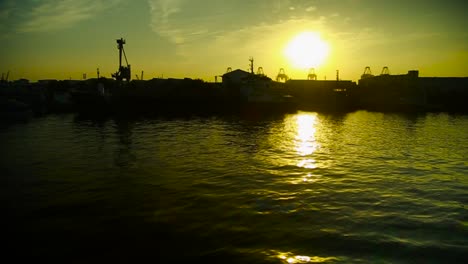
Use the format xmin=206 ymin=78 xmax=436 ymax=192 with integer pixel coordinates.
xmin=285 ymin=32 xmax=330 ymax=69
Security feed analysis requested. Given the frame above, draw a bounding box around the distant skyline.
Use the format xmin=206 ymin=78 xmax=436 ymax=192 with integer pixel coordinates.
xmin=1 ymin=0 xmax=467 ymax=81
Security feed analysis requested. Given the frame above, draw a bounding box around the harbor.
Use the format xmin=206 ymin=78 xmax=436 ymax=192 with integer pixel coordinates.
xmin=3 ymin=1 xmax=468 ymax=262
xmin=1 ymin=38 xmax=468 ymax=121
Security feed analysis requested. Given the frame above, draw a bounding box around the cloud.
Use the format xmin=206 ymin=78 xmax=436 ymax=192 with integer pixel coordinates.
xmin=16 ymin=0 xmax=120 ymax=33
xmin=174 ymin=17 xmax=328 ymax=77
xmin=147 ymin=0 xmax=245 ymax=46
xmin=147 ymin=0 xmax=327 ymax=53
xmin=148 ymin=0 xmax=185 ymax=44
xmin=0 ymin=0 xmax=19 ymax=38
xmin=145 ymin=0 xmax=356 ymax=77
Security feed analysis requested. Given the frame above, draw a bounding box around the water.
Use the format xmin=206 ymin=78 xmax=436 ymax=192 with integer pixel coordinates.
xmin=2 ymin=111 xmax=468 ymax=263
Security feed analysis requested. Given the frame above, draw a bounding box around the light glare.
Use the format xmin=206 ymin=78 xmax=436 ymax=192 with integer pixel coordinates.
xmin=285 ymin=32 xmax=329 ymax=69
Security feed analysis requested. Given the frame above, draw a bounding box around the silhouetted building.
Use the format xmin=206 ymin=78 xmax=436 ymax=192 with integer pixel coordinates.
xmin=357 ymin=70 xmax=468 ymax=111
xmin=222 ymin=69 xmax=252 ymax=85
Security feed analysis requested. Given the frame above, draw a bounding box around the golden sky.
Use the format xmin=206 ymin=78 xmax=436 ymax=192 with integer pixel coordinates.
xmin=1 ymin=0 xmax=467 ymax=81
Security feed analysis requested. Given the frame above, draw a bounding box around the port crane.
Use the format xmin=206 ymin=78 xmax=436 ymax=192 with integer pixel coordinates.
xmin=361 ymin=66 xmax=373 ymax=79
xmin=111 ymin=38 xmax=131 ymax=82
xmin=135 ymin=71 xmax=144 ymax=80
xmin=381 ymin=66 xmax=390 ymax=75
xmin=276 ymin=68 xmax=289 ymax=82
xmin=1 ymin=71 xmax=9 ymax=82
xmin=257 ymin=67 xmax=264 ymax=76
xmin=307 ymin=68 xmax=317 ymax=80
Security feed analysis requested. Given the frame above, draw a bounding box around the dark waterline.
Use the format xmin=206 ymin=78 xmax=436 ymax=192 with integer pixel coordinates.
xmin=2 ymin=111 xmax=468 ymax=263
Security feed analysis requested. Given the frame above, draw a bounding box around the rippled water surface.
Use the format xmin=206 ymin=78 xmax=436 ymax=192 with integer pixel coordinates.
xmin=2 ymin=111 xmax=468 ymax=263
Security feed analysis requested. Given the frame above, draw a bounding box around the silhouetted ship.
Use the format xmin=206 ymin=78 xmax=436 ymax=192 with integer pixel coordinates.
xmin=222 ymin=68 xmax=296 ymax=111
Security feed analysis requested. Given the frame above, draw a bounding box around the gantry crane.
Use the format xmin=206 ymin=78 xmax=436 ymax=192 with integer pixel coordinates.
xmin=276 ymin=68 xmax=288 ymax=82
xmin=257 ymin=67 xmax=264 ymax=76
xmin=307 ymin=68 xmax=317 ymax=80
xmin=361 ymin=66 xmax=373 ymax=79
xmin=381 ymin=66 xmax=390 ymax=75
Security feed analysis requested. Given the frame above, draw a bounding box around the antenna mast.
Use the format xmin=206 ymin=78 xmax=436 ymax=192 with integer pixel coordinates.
xmin=249 ymin=57 xmax=254 ymax=74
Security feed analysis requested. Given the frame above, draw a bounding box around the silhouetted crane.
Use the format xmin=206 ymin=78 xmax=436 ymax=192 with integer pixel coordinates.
xmin=361 ymin=66 xmax=373 ymax=79
xmin=111 ymin=38 xmax=131 ymax=82
xmin=307 ymin=68 xmax=317 ymax=80
xmin=276 ymin=68 xmax=288 ymax=82
xmin=381 ymin=66 xmax=390 ymax=75
xmin=257 ymin=67 xmax=264 ymax=76
xmin=135 ymin=71 xmax=144 ymax=80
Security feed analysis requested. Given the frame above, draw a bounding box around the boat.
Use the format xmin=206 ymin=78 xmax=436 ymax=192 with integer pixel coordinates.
xmin=239 ymin=75 xmax=296 ymax=112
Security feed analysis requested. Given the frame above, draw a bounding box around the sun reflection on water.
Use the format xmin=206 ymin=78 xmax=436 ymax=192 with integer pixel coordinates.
xmin=263 ymin=112 xmax=323 ymax=182
xmin=275 ymin=251 xmax=338 ymax=263
xmin=295 ymin=113 xmax=320 ymax=169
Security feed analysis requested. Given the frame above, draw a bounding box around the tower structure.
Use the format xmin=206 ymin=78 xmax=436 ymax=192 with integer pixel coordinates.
xmin=111 ymin=38 xmax=131 ymax=82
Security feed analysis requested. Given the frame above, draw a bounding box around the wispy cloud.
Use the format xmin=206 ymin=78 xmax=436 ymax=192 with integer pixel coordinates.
xmin=148 ymin=0 xmax=184 ymax=43
xmin=16 ymin=0 xmax=120 ymax=33
xmin=148 ymin=0 xmax=235 ymax=46
xmin=0 ymin=0 xmax=17 ymax=37
xmin=172 ymin=17 xmax=328 ymax=77
xmin=147 ymin=0 xmax=327 ymax=55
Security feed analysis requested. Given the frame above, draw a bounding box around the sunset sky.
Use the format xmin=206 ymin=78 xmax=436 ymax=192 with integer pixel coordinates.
xmin=1 ymin=0 xmax=467 ymax=82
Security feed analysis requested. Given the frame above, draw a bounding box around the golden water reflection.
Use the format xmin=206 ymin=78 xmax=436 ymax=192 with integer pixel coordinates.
xmin=295 ymin=113 xmax=320 ymax=170
xmin=264 ymin=112 xmax=322 ymax=182
xmin=276 ymin=251 xmax=338 ymax=263
xmin=295 ymin=113 xmax=319 ymax=156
